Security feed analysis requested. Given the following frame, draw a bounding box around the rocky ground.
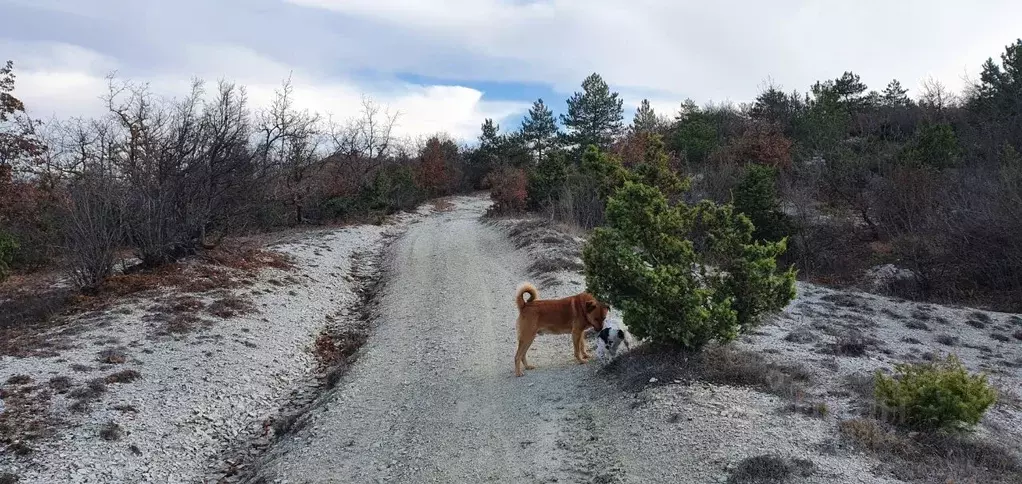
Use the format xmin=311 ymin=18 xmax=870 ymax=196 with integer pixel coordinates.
xmin=0 ymin=205 xmax=434 ymax=483
xmin=2 ymin=193 xmax=1020 ymax=483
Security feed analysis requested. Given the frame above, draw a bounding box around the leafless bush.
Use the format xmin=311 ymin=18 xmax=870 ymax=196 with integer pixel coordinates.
xmin=546 ymin=175 xmax=605 ymax=229
xmin=64 ymin=174 xmax=123 ymax=290
xmin=870 ymin=164 xmax=1022 ymax=309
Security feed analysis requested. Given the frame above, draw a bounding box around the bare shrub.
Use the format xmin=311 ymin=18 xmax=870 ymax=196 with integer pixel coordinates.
xmin=727 ymin=454 xmax=814 ymax=484
xmin=64 ymin=174 xmax=124 ymax=290
xmin=833 ymin=331 xmax=871 ymax=357
xmin=546 ymin=175 xmax=606 ymax=229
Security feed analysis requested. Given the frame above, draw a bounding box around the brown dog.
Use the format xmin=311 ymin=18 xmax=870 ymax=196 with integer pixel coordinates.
xmin=514 ymin=282 xmax=609 ymax=377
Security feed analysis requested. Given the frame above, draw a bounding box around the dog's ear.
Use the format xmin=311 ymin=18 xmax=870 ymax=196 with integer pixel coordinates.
xmin=585 ymin=300 xmax=597 ymax=313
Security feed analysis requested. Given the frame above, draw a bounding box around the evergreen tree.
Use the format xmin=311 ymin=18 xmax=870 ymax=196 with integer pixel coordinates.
xmin=520 ymin=98 xmax=558 ymax=160
xmin=632 ymin=99 xmax=660 ymax=134
xmin=881 ymin=80 xmax=911 ymax=107
xmin=561 ymin=73 xmax=624 ymax=153
xmin=633 ymin=134 xmax=686 ymax=199
xmin=479 ymin=118 xmax=500 ymax=152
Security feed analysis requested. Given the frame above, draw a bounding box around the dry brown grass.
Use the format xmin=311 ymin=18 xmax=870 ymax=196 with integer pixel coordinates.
xmin=96 ymin=347 xmax=127 ymax=364
xmin=314 ymin=326 xmax=369 ymax=388
xmin=603 ymin=344 xmax=813 ymax=403
xmin=430 ymin=199 xmax=455 ymax=212
xmin=0 ymin=382 xmax=58 ymax=459
xmin=0 ymin=272 xmax=75 ymax=357
xmin=104 ymin=369 xmax=141 ymax=384
xmin=839 ymin=417 xmax=1022 ymax=483
xmin=1 ymin=243 xmax=292 ymax=357
xmin=67 ymin=378 xmax=107 ymax=413
xmin=206 ymin=295 xmax=256 ymax=319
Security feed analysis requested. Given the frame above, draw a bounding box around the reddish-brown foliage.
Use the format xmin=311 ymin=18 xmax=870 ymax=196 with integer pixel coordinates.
xmin=735 ymin=121 xmax=793 ymax=169
xmin=416 ymin=136 xmax=459 ymax=197
xmin=485 ymin=167 xmax=528 ymax=215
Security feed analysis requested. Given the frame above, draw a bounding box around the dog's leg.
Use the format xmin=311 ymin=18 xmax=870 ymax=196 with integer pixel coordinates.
xmin=515 ymin=330 xmax=536 ymax=377
xmin=522 ymin=348 xmax=536 ymax=370
xmin=572 ymin=329 xmax=588 ymax=364
xmin=581 ymin=333 xmax=592 ymax=360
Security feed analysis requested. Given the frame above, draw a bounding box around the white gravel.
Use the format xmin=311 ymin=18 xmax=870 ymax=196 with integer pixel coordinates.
xmin=4 ymin=193 xmax=1020 ymax=484
xmin=0 ymin=206 xmax=431 ymax=483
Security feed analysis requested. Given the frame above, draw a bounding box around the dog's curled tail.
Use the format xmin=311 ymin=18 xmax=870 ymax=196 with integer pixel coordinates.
xmin=515 ymin=282 xmax=539 ymax=311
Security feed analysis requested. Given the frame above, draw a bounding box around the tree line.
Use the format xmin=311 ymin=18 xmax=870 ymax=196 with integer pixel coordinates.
xmin=481 ymin=39 xmax=1022 ymax=311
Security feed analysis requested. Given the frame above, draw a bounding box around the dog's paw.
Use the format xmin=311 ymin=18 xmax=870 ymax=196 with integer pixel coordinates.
xmin=524 ymin=364 xmax=536 ymax=370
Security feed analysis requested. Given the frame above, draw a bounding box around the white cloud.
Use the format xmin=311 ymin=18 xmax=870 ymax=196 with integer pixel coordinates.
xmin=5 ymin=41 xmax=526 ymax=141
xmin=5 ymin=0 xmax=1021 ymax=137
xmin=285 ymin=0 xmax=1022 ymax=102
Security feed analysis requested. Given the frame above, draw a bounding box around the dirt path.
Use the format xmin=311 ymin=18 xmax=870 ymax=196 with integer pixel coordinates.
xmin=254 ymin=197 xmax=610 ymax=483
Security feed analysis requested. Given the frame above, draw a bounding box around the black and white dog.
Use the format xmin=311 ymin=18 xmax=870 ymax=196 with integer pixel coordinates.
xmin=595 ymin=318 xmax=634 ymax=362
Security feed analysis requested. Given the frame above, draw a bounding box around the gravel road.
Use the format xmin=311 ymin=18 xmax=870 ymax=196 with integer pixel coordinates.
xmin=257 ymin=196 xmax=610 ymax=483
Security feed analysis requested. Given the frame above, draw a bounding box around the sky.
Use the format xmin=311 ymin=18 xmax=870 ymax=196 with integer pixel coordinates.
xmin=2 ymin=0 xmax=1021 ymax=142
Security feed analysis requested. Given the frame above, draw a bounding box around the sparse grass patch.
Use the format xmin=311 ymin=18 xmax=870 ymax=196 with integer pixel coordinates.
xmin=901 ymin=337 xmax=922 ymax=345
xmin=0 ymin=473 xmax=19 ymax=484
xmin=966 ymin=319 xmax=987 ymax=330
xmin=782 ymin=401 xmax=829 ymax=419
xmin=904 ymin=320 xmax=929 ymax=331
xmin=0 ymin=275 xmax=76 ymax=357
xmin=726 ymin=454 xmax=815 ymax=484
xmin=603 ymin=344 xmax=812 ymax=402
xmin=839 ymin=417 xmax=1022 ymax=483
xmin=910 ymin=309 xmax=932 ymax=321
xmin=96 ymin=347 xmax=127 ymax=364
xmin=528 ymin=256 xmax=583 ymax=276
xmin=0 ymin=382 xmax=57 ymax=459
xmin=1013 ymin=331 xmax=1022 ymax=341
xmin=783 ymin=328 xmax=818 ymax=344
xmin=206 ymin=294 xmax=256 ymax=319
xmin=833 ymin=330 xmax=872 ymax=357
xmin=5 ymin=375 xmax=31 ymax=385
xmin=821 ymin=293 xmax=864 ymax=309
xmin=68 ymin=378 xmax=107 ymax=414
xmin=971 ymin=311 xmax=993 ymax=324
xmin=104 ymin=369 xmax=141 ymax=384
xmin=47 ymin=376 xmax=73 ymax=393
xmin=150 ymin=295 xmax=205 ymax=315
xmin=990 ymin=333 xmax=1010 ymax=342
xmin=111 ymin=404 xmax=138 ymax=413
xmin=70 ymin=364 xmax=92 ymax=372
xmin=99 ymin=420 xmax=122 ymax=441
xmin=935 ymin=334 xmax=959 ymax=346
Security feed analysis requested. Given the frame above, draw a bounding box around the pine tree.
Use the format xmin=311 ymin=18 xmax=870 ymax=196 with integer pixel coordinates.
xmin=520 ymin=99 xmax=558 ymax=160
xmin=632 ymin=99 xmax=659 ymax=134
xmin=560 ymin=73 xmax=624 ymax=153
xmin=479 ymin=118 xmax=500 ymax=152
xmin=881 ymin=80 xmax=911 ymax=107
